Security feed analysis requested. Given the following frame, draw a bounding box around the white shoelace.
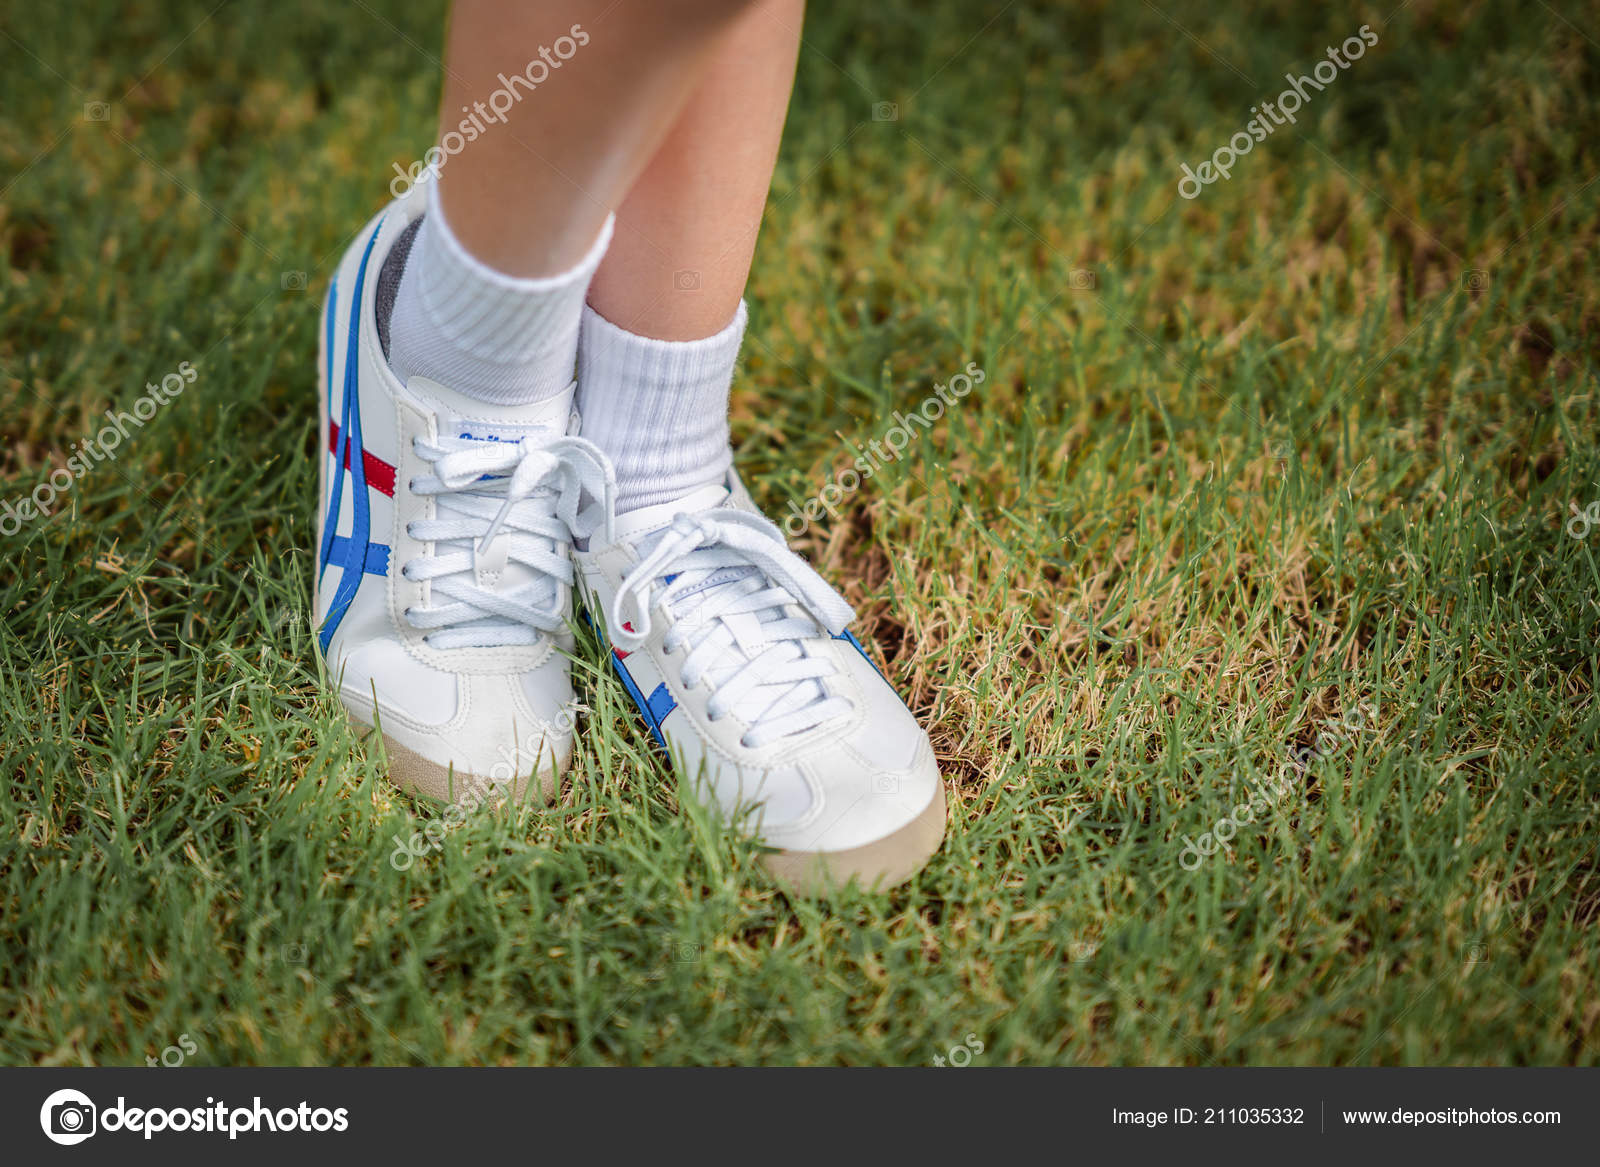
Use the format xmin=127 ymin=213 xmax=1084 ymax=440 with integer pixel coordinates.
xmin=610 ymin=509 xmax=857 ymax=749
xmin=402 ymin=433 xmax=614 ymax=650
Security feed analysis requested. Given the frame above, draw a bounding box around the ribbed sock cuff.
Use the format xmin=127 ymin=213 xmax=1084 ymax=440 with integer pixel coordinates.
xmin=575 ymin=301 xmax=747 ymax=513
xmin=387 ymin=183 xmax=614 ymax=405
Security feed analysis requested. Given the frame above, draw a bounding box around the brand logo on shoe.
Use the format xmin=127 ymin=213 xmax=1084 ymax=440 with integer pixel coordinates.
xmin=454 ymin=423 xmax=556 ymax=444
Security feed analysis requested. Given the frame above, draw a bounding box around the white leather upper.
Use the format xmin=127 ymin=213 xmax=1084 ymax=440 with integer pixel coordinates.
xmin=573 ymin=475 xmax=941 ymax=854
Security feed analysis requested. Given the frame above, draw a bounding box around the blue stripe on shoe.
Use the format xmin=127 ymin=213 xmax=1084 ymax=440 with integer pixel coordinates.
xmin=317 ymin=274 xmax=340 ymax=588
xmin=612 ymin=654 xmax=669 ymax=750
xmin=319 ymin=224 xmax=384 ymax=653
xmin=324 ymin=274 xmax=338 ymax=422
xmin=645 ymin=682 xmax=676 ymax=726
xmin=582 ymin=611 xmax=670 ymax=750
xmin=327 ymin=535 xmax=390 ymax=577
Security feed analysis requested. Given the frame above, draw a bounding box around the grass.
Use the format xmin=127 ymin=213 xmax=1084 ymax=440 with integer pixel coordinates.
xmin=2 ymin=0 xmax=1599 ymax=1066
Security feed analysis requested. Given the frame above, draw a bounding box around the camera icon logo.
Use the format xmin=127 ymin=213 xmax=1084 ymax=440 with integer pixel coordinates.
xmin=83 ymin=102 xmax=110 ymax=122
xmin=281 ymin=270 xmax=309 ymax=291
xmin=40 ymin=1088 xmax=97 ymax=1146
xmin=872 ymin=101 xmax=900 ymax=121
xmin=673 ymin=269 xmax=701 ymax=291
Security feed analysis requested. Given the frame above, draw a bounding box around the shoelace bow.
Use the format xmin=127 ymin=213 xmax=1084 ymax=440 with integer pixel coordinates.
xmin=402 ymin=432 xmax=614 ymax=649
xmin=610 ymin=509 xmax=858 ymax=749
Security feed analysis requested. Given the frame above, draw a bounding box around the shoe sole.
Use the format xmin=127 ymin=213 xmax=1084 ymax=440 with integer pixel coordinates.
xmin=382 ymin=734 xmax=556 ymax=807
xmin=761 ymin=781 xmax=947 ymax=896
xmin=317 ymin=280 xmax=557 ymax=811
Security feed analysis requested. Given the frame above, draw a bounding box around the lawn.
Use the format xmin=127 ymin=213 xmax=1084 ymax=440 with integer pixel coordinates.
xmin=2 ymin=0 xmax=1598 ymax=1066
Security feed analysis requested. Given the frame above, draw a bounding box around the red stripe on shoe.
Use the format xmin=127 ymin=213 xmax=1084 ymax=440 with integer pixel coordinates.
xmin=329 ymin=420 xmax=397 ymax=497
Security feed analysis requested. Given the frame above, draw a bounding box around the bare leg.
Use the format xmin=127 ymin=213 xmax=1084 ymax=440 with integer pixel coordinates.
xmin=585 ymin=0 xmax=804 ymax=339
xmin=435 ymin=0 xmax=764 ymax=277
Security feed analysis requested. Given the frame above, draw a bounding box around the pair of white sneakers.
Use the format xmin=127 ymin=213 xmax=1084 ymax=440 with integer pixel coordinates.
xmin=315 ymin=197 xmax=945 ymax=892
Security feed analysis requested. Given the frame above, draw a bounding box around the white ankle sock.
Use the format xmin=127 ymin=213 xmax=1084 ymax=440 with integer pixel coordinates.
xmin=575 ymin=301 xmax=748 ymax=513
xmin=387 ymin=185 xmax=614 ymax=405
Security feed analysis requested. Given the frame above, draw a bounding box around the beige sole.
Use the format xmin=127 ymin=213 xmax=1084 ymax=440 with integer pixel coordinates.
xmin=381 ymin=734 xmax=558 ymax=807
xmin=762 ymin=783 xmax=947 ymax=895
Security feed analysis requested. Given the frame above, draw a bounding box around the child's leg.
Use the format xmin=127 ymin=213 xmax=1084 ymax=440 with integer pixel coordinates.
xmin=437 ymin=0 xmax=764 ymax=278
xmin=385 ymin=0 xmax=764 ymax=405
xmin=576 ymin=0 xmax=804 ymax=511
xmin=585 ymin=0 xmax=804 ymax=339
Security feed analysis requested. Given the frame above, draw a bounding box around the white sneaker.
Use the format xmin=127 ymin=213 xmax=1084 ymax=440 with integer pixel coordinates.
xmin=315 ymin=195 xmax=612 ymax=805
xmin=574 ymin=472 xmax=946 ymax=892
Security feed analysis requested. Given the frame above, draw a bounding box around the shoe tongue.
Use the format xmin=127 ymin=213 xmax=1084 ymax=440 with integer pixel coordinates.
xmin=624 ymin=483 xmax=831 ymax=730
xmin=623 ymin=484 xmax=747 ymax=613
xmin=667 ymin=564 xmax=816 ymax=723
xmin=408 ymin=378 xmax=577 ymax=636
xmin=633 ymin=504 xmax=817 ymax=713
xmin=408 ymin=375 xmax=576 ymax=441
